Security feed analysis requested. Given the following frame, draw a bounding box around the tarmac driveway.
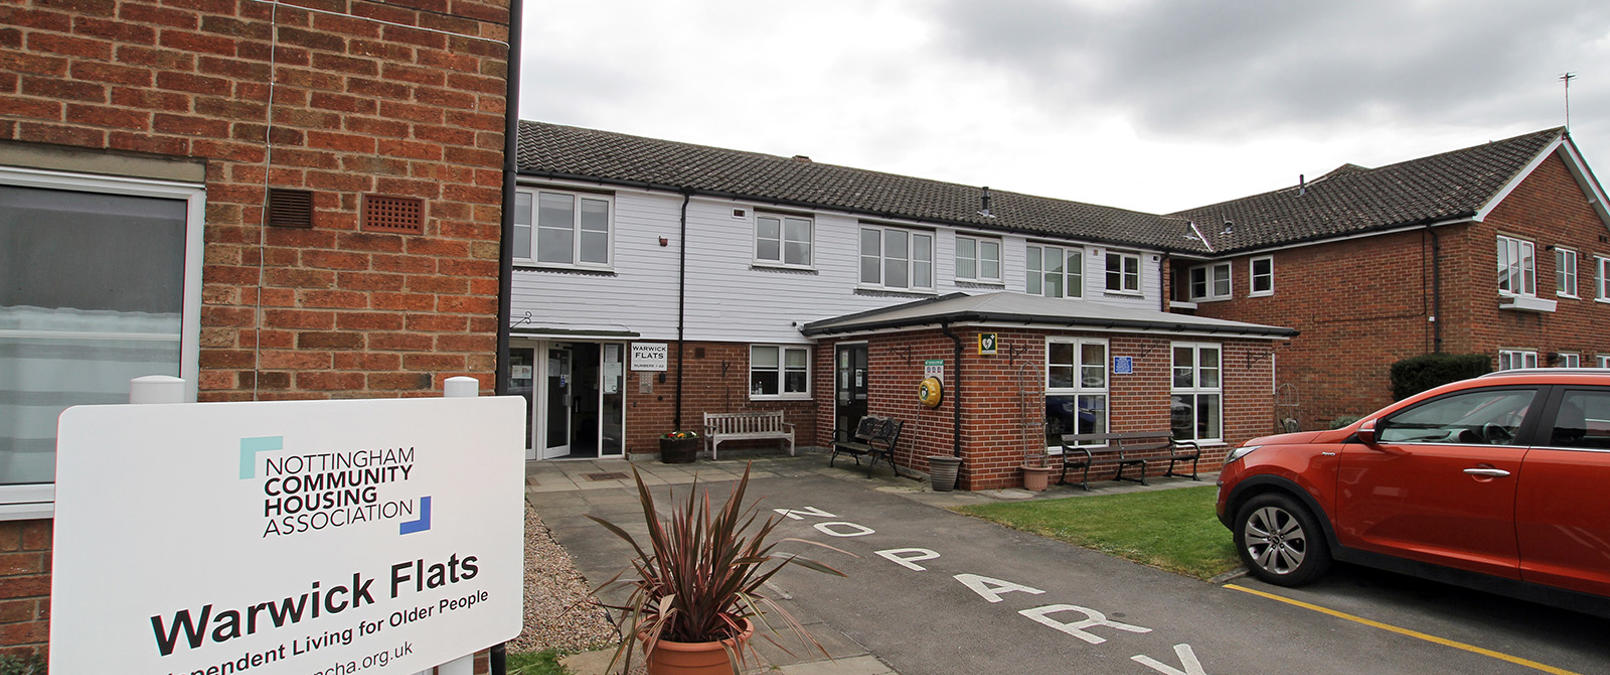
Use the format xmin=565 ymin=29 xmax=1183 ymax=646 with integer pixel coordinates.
xmin=528 ymin=456 xmax=1610 ymax=674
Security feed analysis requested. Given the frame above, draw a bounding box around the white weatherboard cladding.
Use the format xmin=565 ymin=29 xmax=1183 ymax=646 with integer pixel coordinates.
xmin=509 ymin=184 xmax=1165 ymax=343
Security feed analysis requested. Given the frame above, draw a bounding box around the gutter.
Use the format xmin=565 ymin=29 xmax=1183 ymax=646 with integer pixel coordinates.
xmin=1427 ymin=225 xmax=1442 ymax=353
xmin=801 ymin=311 xmax=1299 ymax=339
xmin=491 ymin=0 xmax=522 ymax=672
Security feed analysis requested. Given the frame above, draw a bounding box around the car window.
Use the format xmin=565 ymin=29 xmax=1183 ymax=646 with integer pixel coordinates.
xmin=1548 ymin=389 xmax=1610 ymax=450
xmin=1377 ymin=388 xmax=1535 ymax=445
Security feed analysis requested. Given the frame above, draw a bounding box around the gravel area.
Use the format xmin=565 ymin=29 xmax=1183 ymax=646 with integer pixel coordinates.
xmin=505 ymin=500 xmax=619 ymax=654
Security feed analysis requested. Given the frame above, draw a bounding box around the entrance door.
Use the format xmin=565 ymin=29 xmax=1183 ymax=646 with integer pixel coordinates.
xmin=508 ymin=347 xmax=536 ymax=459
xmin=835 ymin=343 xmax=868 ymax=441
xmin=542 ymin=344 xmax=572 ymax=459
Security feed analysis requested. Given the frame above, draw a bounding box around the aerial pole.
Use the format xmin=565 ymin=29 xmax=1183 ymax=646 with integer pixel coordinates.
xmin=1560 ymin=72 xmax=1576 ymax=129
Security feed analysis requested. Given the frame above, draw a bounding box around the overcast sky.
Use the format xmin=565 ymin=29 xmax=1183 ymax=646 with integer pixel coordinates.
xmin=518 ymin=1 xmax=1610 ymax=215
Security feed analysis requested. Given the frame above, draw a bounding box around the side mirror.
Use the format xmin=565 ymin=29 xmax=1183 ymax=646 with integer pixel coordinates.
xmin=1355 ymin=419 xmax=1378 ymax=446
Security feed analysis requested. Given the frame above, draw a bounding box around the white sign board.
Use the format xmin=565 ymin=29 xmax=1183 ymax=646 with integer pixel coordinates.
xmin=631 ymin=342 xmax=668 ymax=371
xmin=51 ymin=396 xmax=526 ymax=674
xmin=924 ymin=358 xmax=944 ymax=382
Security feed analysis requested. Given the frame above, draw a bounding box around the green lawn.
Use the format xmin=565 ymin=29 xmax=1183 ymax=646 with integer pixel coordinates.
xmin=507 ymin=649 xmax=570 ymax=675
xmin=955 ymin=485 xmax=1239 ymax=580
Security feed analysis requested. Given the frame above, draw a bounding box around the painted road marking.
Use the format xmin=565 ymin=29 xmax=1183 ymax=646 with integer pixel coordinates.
xmin=1223 ymin=584 xmax=1579 ymax=675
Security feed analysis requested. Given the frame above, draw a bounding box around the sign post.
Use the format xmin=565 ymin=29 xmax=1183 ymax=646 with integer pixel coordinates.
xmin=51 ymin=381 xmax=526 ymax=674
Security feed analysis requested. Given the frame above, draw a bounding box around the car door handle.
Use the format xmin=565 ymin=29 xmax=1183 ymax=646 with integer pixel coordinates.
xmin=1463 ymin=468 xmax=1511 ymax=477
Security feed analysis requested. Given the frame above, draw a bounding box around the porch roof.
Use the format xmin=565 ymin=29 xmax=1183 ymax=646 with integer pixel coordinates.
xmin=799 ymin=292 xmax=1297 ymax=339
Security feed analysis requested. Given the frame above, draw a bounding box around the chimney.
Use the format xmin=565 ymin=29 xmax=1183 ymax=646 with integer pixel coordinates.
xmin=1298 ymin=174 xmax=1305 ymax=196
xmin=792 ymin=155 xmax=811 ymax=162
xmin=977 ymin=186 xmax=995 ymax=218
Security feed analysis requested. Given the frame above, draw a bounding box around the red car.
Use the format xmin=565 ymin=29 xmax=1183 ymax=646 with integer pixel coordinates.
xmin=1217 ymin=369 xmax=1610 ymax=615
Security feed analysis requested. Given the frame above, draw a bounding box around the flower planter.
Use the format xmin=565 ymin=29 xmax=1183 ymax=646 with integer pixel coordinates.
xmin=645 ymin=620 xmax=754 ymax=675
xmin=660 ymin=436 xmax=699 ymax=464
xmin=1021 ymin=464 xmax=1053 ymax=491
xmin=928 ymin=455 xmax=962 ymax=492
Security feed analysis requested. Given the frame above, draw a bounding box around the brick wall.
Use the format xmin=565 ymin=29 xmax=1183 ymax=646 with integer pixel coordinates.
xmin=1186 ymin=152 xmax=1610 ymax=428
xmin=1 ymin=0 xmax=510 ymax=664
xmin=623 ymin=341 xmax=817 ymax=456
xmin=818 ymin=328 xmax=1276 ymax=490
xmin=0 ymin=520 xmax=49 ymax=659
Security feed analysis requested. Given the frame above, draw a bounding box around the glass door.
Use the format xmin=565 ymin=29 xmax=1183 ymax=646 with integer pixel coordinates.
xmin=508 ymin=347 xmax=536 ymax=458
xmin=542 ymin=344 xmax=572 ymax=459
xmin=601 ymin=343 xmax=625 ymax=457
xmin=835 ymin=343 xmax=868 ymax=441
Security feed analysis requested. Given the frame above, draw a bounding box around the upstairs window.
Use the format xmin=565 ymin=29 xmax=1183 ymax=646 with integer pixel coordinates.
xmin=1104 ymin=251 xmax=1140 ymax=293
xmin=859 ymin=226 xmax=932 ymax=290
xmin=514 ymin=189 xmax=612 ymax=268
xmin=1496 ymin=235 xmax=1535 ymax=296
xmin=1027 ymin=244 xmax=1082 ymax=298
xmin=1598 ymin=257 xmax=1610 ymax=301
xmin=1188 ymin=262 xmax=1231 ymax=301
xmin=1249 ymin=256 xmax=1274 ymax=296
xmin=755 ymin=213 xmax=812 ymax=268
xmin=955 ymin=235 xmax=1001 ymax=283
xmin=1556 ymin=248 xmax=1577 ymax=298
xmin=750 ymin=345 xmax=809 ymax=398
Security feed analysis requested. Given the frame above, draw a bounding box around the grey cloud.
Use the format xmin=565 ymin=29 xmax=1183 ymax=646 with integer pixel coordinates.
xmin=930 ymin=0 xmax=1610 ymax=138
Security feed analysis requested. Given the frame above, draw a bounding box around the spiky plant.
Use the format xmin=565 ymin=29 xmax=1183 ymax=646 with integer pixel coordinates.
xmin=588 ymin=463 xmax=846 ymax=673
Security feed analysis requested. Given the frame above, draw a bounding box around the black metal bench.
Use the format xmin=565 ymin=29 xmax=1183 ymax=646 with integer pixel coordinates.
xmin=1058 ymin=431 xmax=1201 ymax=490
xmin=831 ymin=415 xmax=903 ymax=477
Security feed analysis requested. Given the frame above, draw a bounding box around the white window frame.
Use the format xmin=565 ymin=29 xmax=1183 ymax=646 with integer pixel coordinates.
xmin=1188 ymin=262 xmax=1232 ymax=301
xmin=955 ymin=234 xmax=1002 ymax=283
xmin=1557 ymin=353 xmax=1581 ymax=368
xmin=513 ymin=187 xmax=614 ymax=269
xmin=1498 ymin=349 xmax=1539 ymax=371
xmin=1556 ymin=248 xmax=1578 ymax=298
xmin=1103 ymin=251 xmax=1141 ymax=295
xmin=1496 ymin=235 xmax=1536 ymax=297
xmin=753 ymin=212 xmax=813 ymax=269
xmin=1171 ymin=342 xmax=1224 ymax=444
xmin=1598 ymin=355 xmax=1610 ymax=368
xmin=1027 ymin=243 xmax=1083 ymax=299
xmin=1249 ymin=256 xmax=1274 ymax=297
xmin=1598 ymin=256 xmax=1610 ymax=302
xmin=859 ymin=225 xmax=933 ymax=291
xmin=0 ymin=166 xmax=204 ymax=520
xmin=749 ymin=345 xmax=810 ymax=400
xmin=1044 ymin=337 xmax=1108 ymax=453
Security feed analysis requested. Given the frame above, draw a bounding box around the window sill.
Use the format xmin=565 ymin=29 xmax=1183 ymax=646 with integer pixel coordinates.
xmin=1597 ymin=298 xmax=1610 ymax=305
xmin=854 ymin=286 xmax=937 ymax=298
xmin=1102 ymin=289 xmax=1143 ymax=297
xmin=1168 ymin=300 xmax=1199 ymax=310
xmin=750 ymin=263 xmax=818 ymax=274
xmin=749 ymin=394 xmax=812 ymax=402
xmin=1188 ymin=296 xmax=1231 ymax=303
xmin=0 ymin=485 xmax=55 ymax=521
xmin=1557 ymin=293 xmax=1578 ymax=300
xmin=954 ymin=279 xmax=1005 ymax=288
xmin=515 ymin=264 xmax=617 ymax=276
xmin=1247 ymin=291 xmax=1274 ymax=298
xmin=1498 ymin=294 xmax=1557 ymax=313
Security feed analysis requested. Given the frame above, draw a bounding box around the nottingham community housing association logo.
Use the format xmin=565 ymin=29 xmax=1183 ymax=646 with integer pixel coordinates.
xmin=240 ymin=435 xmax=433 ymax=538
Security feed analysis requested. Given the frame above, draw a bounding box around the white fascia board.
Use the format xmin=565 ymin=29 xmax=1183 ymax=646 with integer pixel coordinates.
xmin=808 ymin=320 xmax=1291 ymax=342
xmin=1206 ymin=218 xmax=1474 ymax=259
xmin=1473 ymin=135 xmax=1565 ymax=223
xmin=1559 ymin=137 xmax=1610 ymax=229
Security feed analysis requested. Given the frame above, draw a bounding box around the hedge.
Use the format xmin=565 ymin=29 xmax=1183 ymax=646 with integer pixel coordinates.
xmin=1389 ymin=353 xmax=1492 ymax=400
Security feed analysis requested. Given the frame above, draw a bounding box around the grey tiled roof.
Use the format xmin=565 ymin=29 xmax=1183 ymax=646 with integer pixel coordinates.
xmin=516 ymin=121 xmax=1567 ymax=256
xmin=1170 ymin=128 xmax=1565 ymax=253
xmin=516 ymin=121 xmax=1202 ymax=252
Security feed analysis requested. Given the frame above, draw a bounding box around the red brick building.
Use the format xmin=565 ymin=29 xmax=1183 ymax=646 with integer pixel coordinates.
xmin=1171 ymin=129 xmax=1610 ymax=428
xmin=1 ymin=0 xmax=513 ymax=664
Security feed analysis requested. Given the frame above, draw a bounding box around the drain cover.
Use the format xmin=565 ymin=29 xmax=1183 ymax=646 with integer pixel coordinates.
xmin=584 ymin=472 xmax=629 ymax=481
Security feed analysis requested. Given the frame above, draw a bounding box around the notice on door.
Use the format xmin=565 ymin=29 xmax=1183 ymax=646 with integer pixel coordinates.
xmin=631 ymin=342 xmax=668 ymax=371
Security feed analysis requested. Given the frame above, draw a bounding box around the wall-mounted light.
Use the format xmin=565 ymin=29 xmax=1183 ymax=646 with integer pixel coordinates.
xmin=659 ymin=236 xmax=669 ymax=247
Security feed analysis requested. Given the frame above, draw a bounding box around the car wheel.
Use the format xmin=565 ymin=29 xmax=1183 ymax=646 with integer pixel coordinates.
xmin=1234 ymin=493 xmax=1331 ymax=586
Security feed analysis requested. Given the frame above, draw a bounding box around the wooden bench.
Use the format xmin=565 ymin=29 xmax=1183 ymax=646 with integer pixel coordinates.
xmin=1058 ymin=431 xmax=1202 ymax=491
xmin=830 ymin=415 xmax=903 ymax=477
xmin=703 ymin=411 xmax=794 ymax=460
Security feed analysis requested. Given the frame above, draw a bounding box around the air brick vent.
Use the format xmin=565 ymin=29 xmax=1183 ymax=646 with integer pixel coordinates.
xmin=362 ymin=194 xmax=424 ymax=234
xmin=266 ymin=188 xmax=313 ymax=228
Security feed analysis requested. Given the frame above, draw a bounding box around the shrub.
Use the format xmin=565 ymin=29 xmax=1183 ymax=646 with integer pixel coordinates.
xmin=0 ymin=653 xmax=46 ymax=675
xmin=1390 ymin=353 xmax=1491 ymax=401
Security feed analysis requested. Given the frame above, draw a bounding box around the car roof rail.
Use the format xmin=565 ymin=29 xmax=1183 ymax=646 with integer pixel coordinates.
xmin=1479 ymin=367 xmax=1610 ymax=378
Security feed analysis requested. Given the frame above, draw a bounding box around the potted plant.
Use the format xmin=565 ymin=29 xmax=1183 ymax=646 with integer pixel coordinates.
xmin=589 ymin=464 xmax=846 ymax=674
xmin=659 ymin=429 xmax=700 ymax=463
xmin=1021 ymin=423 xmax=1053 ymax=492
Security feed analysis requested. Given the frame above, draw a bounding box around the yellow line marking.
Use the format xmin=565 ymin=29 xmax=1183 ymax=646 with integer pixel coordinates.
xmin=1223 ymin=583 xmax=1579 ymax=675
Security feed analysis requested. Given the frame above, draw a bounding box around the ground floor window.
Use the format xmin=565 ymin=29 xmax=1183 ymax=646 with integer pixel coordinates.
xmin=1 ymin=167 xmax=202 ymax=513
xmin=1557 ymin=353 xmax=1581 ymax=368
xmin=1498 ymin=349 xmax=1538 ymax=370
xmin=1600 ymin=355 xmax=1610 ymax=368
xmin=1172 ymin=343 xmax=1222 ymax=443
xmin=1046 ymin=337 xmax=1107 ymax=448
xmin=751 ymin=345 xmax=810 ymax=398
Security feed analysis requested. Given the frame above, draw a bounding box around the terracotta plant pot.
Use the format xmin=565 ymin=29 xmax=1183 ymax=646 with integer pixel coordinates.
xmin=1021 ymin=464 xmax=1052 ymax=491
xmin=660 ymin=436 xmax=699 ymax=463
xmin=645 ymin=620 xmax=754 ymax=675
